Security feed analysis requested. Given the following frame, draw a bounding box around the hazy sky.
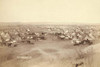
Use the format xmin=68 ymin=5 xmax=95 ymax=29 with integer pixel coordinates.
xmin=0 ymin=0 xmax=100 ymax=24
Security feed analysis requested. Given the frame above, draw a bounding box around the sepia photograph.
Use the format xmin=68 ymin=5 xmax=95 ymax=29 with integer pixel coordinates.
xmin=0 ymin=0 xmax=100 ymax=67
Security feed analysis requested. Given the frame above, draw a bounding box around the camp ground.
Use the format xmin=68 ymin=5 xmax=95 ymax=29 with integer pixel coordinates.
xmin=0 ymin=24 xmax=100 ymax=67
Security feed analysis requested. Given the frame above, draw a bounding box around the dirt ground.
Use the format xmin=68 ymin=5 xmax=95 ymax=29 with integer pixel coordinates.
xmin=0 ymin=38 xmax=100 ymax=67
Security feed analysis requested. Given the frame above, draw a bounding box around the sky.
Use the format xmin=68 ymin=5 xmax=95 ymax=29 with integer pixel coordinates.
xmin=0 ymin=0 xmax=100 ymax=25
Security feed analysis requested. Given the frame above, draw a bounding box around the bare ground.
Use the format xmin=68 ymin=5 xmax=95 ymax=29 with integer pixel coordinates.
xmin=0 ymin=38 xmax=100 ymax=67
